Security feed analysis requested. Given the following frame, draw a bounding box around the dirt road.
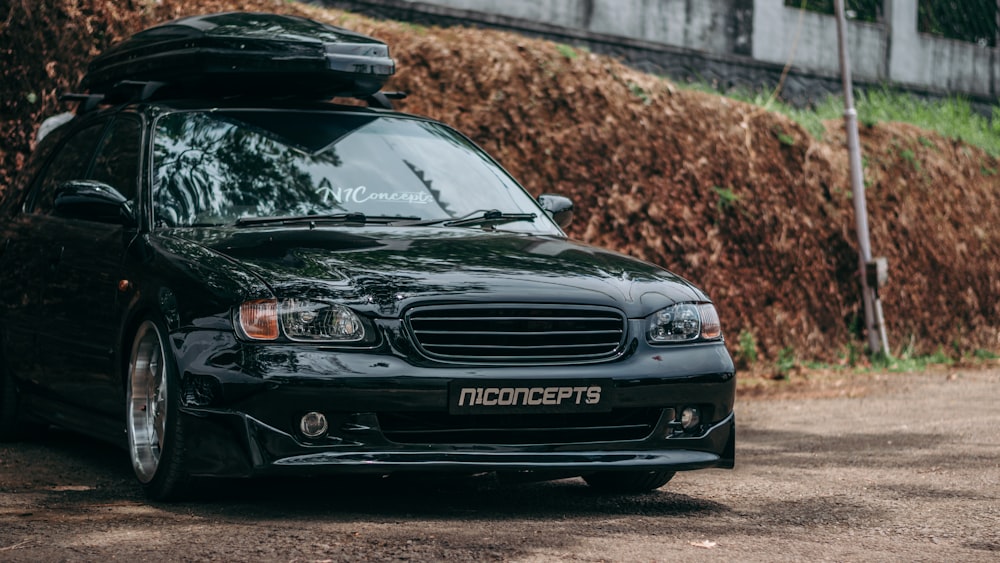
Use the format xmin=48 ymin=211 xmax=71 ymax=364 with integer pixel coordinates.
xmin=1 ymin=369 xmax=997 ymax=562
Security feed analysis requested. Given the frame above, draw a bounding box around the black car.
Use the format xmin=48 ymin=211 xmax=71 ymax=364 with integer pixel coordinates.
xmin=0 ymin=12 xmax=734 ymax=500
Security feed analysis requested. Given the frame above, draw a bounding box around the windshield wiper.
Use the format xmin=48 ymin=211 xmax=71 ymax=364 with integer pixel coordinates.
xmin=234 ymin=213 xmax=421 ymax=227
xmin=411 ymin=209 xmax=537 ymax=229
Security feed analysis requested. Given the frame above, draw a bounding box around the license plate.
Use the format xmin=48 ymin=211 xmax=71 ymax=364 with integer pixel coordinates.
xmin=448 ymin=380 xmax=613 ymax=415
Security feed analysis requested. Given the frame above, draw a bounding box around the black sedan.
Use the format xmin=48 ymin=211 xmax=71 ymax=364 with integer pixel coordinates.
xmin=0 ymin=13 xmax=734 ymax=501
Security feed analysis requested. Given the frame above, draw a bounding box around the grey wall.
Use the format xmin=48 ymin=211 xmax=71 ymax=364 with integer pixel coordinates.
xmin=752 ymin=0 xmax=997 ymax=99
xmin=752 ymin=0 xmax=888 ymax=81
xmin=314 ymin=0 xmax=999 ymax=108
xmin=885 ymin=0 xmax=998 ymax=97
xmin=409 ymin=0 xmax=753 ymax=55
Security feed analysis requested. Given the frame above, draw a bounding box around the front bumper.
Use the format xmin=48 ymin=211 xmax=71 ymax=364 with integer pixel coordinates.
xmin=175 ymin=331 xmax=736 ymax=478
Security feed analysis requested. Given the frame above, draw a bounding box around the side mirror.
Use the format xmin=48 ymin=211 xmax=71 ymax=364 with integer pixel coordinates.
xmin=53 ymin=180 xmax=136 ymax=227
xmin=537 ymin=193 xmax=574 ymax=229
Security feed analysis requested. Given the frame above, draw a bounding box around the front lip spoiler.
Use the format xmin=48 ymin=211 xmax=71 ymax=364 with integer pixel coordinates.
xmin=268 ymin=450 xmax=723 ymax=473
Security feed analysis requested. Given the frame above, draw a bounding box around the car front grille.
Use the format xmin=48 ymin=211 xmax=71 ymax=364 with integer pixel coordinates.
xmin=377 ymin=408 xmax=663 ymax=445
xmin=404 ymin=304 xmax=627 ymax=364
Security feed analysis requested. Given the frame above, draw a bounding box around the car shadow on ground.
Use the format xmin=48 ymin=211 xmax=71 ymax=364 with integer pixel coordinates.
xmin=174 ymin=472 xmax=729 ymax=519
xmin=25 ymin=420 xmax=986 ymax=527
xmin=6 ymin=429 xmax=729 ymax=521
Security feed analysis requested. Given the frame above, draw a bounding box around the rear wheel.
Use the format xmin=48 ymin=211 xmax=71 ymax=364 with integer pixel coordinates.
xmin=583 ymin=470 xmax=675 ymax=493
xmin=126 ymin=318 xmax=190 ymax=501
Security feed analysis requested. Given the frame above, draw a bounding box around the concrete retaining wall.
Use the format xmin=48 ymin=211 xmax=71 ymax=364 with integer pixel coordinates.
xmin=387 ymin=0 xmax=753 ymax=55
xmin=752 ymin=0 xmax=888 ymax=81
xmin=313 ymin=0 xmax=998 ymax=109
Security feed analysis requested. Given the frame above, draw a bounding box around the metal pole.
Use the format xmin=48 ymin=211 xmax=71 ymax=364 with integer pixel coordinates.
xmin=834 ymin=0 xmax=880 ymax=354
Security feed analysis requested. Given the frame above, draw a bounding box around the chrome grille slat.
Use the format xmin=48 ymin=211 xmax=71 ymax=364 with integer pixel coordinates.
xmin=423 ymin=343 xmax=619 ymax=350
xmin=405 ymin=304 xmax=627 ymax=364
xmin=424 ymin=354 xmax=610 ymax=361
xmin=413 ymin=330 xmax=623 ymax=336
xmin=413 ymin=316 xmax=622 ymax=322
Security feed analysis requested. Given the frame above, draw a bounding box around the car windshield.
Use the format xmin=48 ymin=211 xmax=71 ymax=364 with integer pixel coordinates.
xmin=151 ymin=109 xmax=559 ymax=234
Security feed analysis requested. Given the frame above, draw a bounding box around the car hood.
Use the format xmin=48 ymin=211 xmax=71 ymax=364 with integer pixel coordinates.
xmin=163 ymin=226 xmax=707 ymax=317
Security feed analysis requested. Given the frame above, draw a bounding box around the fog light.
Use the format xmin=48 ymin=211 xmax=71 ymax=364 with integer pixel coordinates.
xmin=680 ymin=407 xmax=701 ymax=430
xmin=300 ymin=412 xmax=329 ymax=438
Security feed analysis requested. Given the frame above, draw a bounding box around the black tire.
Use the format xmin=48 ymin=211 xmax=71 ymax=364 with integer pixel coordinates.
xmin=125 ymin=317 xmax=191 ymax=501
xmin=583 ymin=470 xmax=675 ymax=493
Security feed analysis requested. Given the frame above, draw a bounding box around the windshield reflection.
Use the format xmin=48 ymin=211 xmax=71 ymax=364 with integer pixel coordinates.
xmin=152 ymin=110 xmax=557 ymax=234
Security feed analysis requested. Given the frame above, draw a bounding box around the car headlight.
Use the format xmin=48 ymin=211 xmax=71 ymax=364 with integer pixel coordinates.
xmin=238 ymin=299 xmax=279 ymax=340
xmin=237 ymin=299 xmax=368 ymax=342
xmin=646 ymin=303 xmax=722 ymax=343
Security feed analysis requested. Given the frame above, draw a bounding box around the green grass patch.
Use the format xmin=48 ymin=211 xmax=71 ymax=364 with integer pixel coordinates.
xmin=736 ymin=329 xmax=758 ymax=365
xmin=852 ymin=89 xmax=1000 ymax=158
xmin=712 ymin=185 xmax=741 ymax=212
xmin=627 ymin=81 xmax=651 ymax=105
xmin=399 ymin=21 xmax=428 ymax=35
xmin=673 ymin=81 xmax=1000 ymax=157
xmin=555 ymin=43 xmax=579 ymax=59
xmin=773 ymin=126 xmax=797 ymax=146
xmin=870 ymin=348 xmax=954 ymax=372
xmin=798 ymin=347 xmax=964 ymax=374
xmin=899 ymin=146 xmax=921 ymax=171
xmin=774 ymin=347 xmax=798 ymax=378
xmin=970 ymin=348 xmax=999 ymax=361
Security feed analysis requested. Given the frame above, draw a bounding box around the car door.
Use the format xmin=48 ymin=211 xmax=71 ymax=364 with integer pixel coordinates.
xmin=27 ymin=115 xmax=142 ymax=418
xmin=1 ymin=119 xmax=108 ymax=400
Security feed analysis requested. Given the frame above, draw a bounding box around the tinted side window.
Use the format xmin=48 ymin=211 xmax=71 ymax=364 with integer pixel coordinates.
xmin=0 ymin=125 xmax=67 ymax=215
xmin=29 ymin=122 xmax=106 ymax=214
xmin=91 ymin=117 xmax=142 ymax=203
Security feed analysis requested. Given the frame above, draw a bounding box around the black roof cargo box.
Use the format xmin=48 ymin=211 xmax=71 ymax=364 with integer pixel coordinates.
xmin=80 ymin=12 xmax=395 ymax=100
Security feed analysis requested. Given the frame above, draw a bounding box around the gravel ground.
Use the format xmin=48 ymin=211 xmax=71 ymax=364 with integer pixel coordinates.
xmin=0 ymin=368 xmax=997 ymax=562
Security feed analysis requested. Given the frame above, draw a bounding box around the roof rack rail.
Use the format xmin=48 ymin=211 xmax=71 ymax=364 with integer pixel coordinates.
xmin=366 ymin=91 xmax=408 ymax=109
xmin=59 ymin=81 xmax=167 ymax=113
xmin=59 ymin=92 xmax=105 ymax=114
xmin=105 ymin=80 xmax=168 ymax=104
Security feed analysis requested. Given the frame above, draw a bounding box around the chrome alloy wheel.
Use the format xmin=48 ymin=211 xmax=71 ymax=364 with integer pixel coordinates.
xmin=126 ymin=320 xmax=168 ymax=484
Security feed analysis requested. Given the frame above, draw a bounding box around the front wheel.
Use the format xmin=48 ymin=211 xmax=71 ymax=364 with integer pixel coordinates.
xmin=126 ymin=318 xmax=190 ymax=501
xmin=583 ymin=470 xmax=675 ymax=493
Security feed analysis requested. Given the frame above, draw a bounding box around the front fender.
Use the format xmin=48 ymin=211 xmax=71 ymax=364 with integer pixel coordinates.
xmin=114 ymin=233 xmax=274 ymax=389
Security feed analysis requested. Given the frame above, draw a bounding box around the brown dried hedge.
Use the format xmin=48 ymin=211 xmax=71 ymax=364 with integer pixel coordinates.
xmin=2 ymin=0 xmax=999 ymax=365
